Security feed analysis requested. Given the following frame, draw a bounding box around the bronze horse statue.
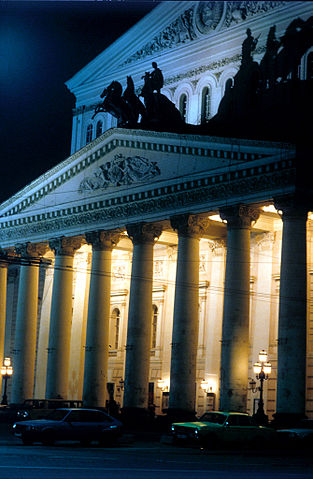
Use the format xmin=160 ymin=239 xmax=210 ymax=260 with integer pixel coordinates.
xmin=92 ymin=79 xmax=141 ymax=127
xmin=93 ymin=74 xmax=184 ymax=131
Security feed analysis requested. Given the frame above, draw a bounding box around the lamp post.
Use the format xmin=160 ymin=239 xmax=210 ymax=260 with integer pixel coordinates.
xmin=1 ymin=357 xmax=13 ymax=405
xmin=253 ymin=350 xmax=271 ymax=425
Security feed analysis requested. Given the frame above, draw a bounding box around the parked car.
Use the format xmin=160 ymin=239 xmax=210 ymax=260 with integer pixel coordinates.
xmin=277 ymin=419 xmax=313 ymax=446
xmin=171 ymin=411 xmax=276 ymax=448
xmin=12 ymin=408 xmax=123 ymax=445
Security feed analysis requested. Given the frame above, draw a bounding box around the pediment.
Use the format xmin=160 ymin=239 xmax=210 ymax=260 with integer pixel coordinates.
xmin=66 ymin=1 xmax=289 ymax=94
xmin=0 ymin=128 xmax=295 ymax=246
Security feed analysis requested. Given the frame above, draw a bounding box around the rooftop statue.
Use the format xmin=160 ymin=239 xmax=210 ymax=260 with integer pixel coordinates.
xmin=93 ymin=63 xmax=183 ymax=132
xmin=207 ymin=18 xmax=313 ymax=143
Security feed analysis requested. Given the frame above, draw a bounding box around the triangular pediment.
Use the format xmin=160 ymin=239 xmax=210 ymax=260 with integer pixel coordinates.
xmin=65 ymin=1 xmax=290 ymax=98
xmin=0 ymin=128 xmax=295 ymax=247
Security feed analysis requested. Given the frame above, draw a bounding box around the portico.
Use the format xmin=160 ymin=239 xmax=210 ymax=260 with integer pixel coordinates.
xmin=0 ymin=126 xmax=311 ymax=421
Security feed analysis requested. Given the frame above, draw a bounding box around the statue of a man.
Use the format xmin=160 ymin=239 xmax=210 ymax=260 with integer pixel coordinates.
xmin=241 ymin=28 xmax=258 ymax=66
xmin=150 ymin=62 xmax=164 ymax=93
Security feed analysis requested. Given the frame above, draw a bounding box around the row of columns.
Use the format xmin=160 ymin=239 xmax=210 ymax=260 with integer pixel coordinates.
xmin=0 ymin=199 xmax=308 ymax=420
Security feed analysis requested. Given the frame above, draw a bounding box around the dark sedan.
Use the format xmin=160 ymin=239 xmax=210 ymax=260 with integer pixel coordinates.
xmin=12 ymin=408 xmax=122 ymax=446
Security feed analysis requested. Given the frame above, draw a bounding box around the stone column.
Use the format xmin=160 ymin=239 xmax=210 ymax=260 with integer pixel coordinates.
xmin=169 ymin=214 xmax=209 ymax=418
xmin=219 ymin=205 xmax=260 ymax=412
xmin=123 ymin=223 xmax=162 ymax=416
xmin=274 ymin=198 xmax=308 ymax=420
xmin=46 ymin=236 xmax=83 ymax=399
xmin=83 ymin=230 xmax=121 ymax=407
xmin=11 ymin=243 xmax=48 ymax=404
xmin=0 ymin=260 xmax=8 ymax=395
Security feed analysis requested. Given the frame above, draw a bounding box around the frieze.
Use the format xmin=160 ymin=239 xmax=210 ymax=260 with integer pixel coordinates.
xmin=121 ymin=1 xmax=286 ymax=66
xmin=79 ymin=154 xmax=160 ymax=192
xmin=0 ymin=167 xmax=296 ymax=243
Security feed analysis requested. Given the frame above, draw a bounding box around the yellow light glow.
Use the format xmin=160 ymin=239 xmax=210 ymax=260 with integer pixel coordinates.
xmin=208 ymin=215 xmax=223 ymax=222
xmin=253 ymin=362 xmax=262 ymax=375
xmin=263 ymin=362 xmax=272 ymax=375
xmin=3 ymin=357 xmax=11 ymax=367
xmin=262 ymin=205 xmax=278 ymax=214
xmin=259 ymin=350 xmax=268 ymax=363
xmin=0 ymin=366 xmax=6 ymax=376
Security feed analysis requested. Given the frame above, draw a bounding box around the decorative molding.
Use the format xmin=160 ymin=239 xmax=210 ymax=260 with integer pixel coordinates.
xmin=121 ymin=1 xmax=286 ymax=66
xmin=0 ymin=163 xmax=297 ymax=244
xmin=79 ymin=154 xmax=160 ymax=192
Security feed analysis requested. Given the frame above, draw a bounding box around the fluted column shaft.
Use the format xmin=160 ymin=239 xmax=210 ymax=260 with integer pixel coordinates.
xmin=275 ymin=200 xmax=308 ymax=416
xmin=83 ymin=231 xmax=121 ymax=407
xmin=169 ymin=214 xmax=209 ymax=414
xmin=11 ymin=243 xmax=48 ymax=403
xmin=123 ymin=223 xmax=162 ymax=411
xmin=0 ymin=262 xmax=8 ymax=396
xmin=219 ymin=205 xmax=259 ymax=412
xmin=46 ymin=236 xmax=83 ymax=399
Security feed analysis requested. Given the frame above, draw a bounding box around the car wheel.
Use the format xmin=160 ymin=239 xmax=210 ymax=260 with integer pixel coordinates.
xmin=21 ymin=434 xmax=33 ymax=446
xmin=41 ymin=429 xmax=56 ymax=446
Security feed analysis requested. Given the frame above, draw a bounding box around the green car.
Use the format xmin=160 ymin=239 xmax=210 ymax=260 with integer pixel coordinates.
xmin=171 ymin=411 xmax=276 ymax=447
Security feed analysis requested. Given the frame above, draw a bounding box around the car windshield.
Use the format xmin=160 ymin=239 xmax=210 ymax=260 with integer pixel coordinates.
xmin=199 ymin=413 xmax=226 ymax=425
xmin=45 ymin=409 xmax=69 ymax=421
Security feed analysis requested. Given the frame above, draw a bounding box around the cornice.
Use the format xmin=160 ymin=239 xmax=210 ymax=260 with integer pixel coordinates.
xmin=0 ymin=157 xmax=296 ymax=244
xmin=0 ymin=129 xmax=290 ymax=219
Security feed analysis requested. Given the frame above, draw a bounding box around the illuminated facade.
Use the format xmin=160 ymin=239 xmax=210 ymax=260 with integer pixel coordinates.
xmin=1 ymin=1 xmax=313 ymax=421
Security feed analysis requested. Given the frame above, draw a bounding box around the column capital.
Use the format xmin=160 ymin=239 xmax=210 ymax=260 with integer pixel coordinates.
xmin=170 ymin=214 xmax=210 ymax=238
xmin=219 ymin=205 xmax=260 ymax=229
xmin=274 ymin=196 xmax=309 ymax=221
xmin=85 ymin=230 xmax=122 ymax=251
xmin=15 ymin=242 xmax=50 ymax=258
xmin=49 ymin=236 xmax=85 ymax=257
xmin=126 ymin=222 xmax=162 ymax=245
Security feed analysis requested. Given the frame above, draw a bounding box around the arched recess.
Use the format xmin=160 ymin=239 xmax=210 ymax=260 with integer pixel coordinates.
xmin=109 ymin=308 xmax=121 ymax=353
xmin=86 ymin=123 xmax=93 ymax=144
xmin=300 ymin=47 xmax=313 ymax=80
xmin=195 ymin=74 xmax=218 ymax=124
xmin=173 ymin=82 xmax=194 ymax=123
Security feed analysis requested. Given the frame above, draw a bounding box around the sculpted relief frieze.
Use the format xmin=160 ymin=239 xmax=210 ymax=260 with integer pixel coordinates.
xmin=79 ymin=154 xmax=160 ymax=192
xmin=122 ymin=2 xmax=286 ymax=66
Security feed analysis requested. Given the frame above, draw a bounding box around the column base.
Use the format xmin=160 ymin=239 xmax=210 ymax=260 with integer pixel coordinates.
xmin=271 ymin=412 xmax=307 ymax=428
xmin=166 ymin=408 xmax=197 ymax=423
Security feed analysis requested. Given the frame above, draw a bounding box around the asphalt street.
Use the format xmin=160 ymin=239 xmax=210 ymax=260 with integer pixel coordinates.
xmin=0 ymin=422 xmax=313 ymax=479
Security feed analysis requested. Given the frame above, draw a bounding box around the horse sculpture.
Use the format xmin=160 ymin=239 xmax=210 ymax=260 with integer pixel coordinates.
xmin=93 ymin=74 xmax=184 ymax=131
xmin=139 ymin=72 xmax=184 ymax=130
xmin=92 ymin=80 xmax=138 ymax=127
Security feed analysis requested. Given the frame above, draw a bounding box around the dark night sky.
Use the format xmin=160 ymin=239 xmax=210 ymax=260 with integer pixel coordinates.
xmin=0 ymin=0 xmax=160 ymax=203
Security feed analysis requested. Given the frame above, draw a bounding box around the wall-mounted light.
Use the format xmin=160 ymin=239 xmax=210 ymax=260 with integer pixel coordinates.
xmin=157 ymin=379 xmax=169 ymax=392
xmin=200 ymin=378 xmax=216 ymax=394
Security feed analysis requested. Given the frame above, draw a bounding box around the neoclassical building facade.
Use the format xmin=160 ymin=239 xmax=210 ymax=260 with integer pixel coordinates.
xmin=1 ymin=1 xmax=313 ymax=421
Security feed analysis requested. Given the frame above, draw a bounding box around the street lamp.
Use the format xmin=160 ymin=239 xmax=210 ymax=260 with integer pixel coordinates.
xmin=253 ymin=350 xmax=271 ymax=424
xmin=1 ymin=357 xmax=13 ymax=405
